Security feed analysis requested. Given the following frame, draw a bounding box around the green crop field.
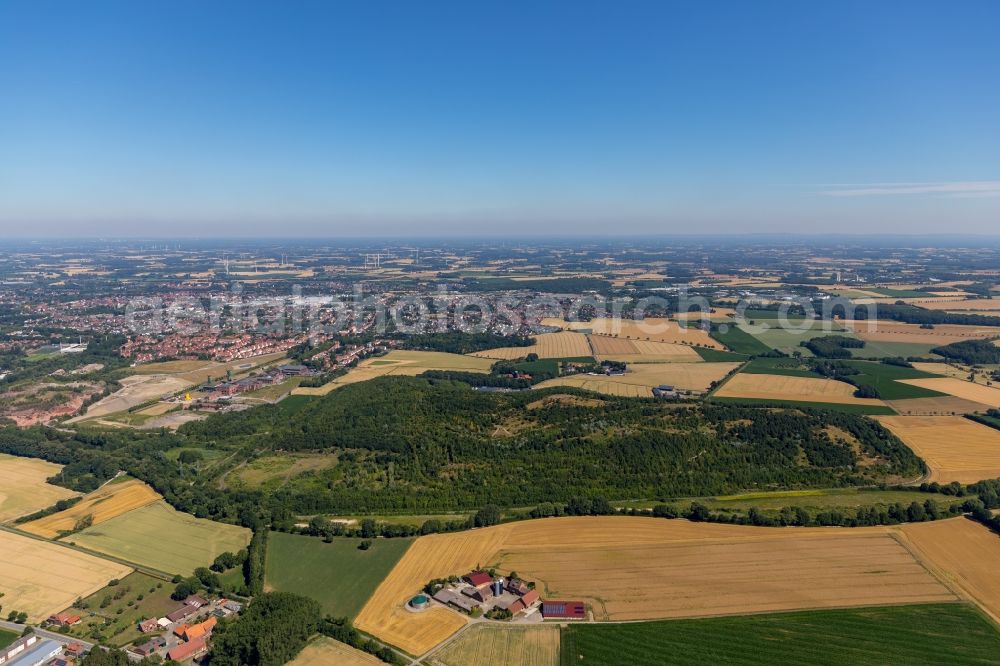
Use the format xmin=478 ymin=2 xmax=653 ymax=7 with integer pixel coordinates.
xmin=264 ymin=531 xmax=413 ymax=619
xmin=693 ymin=347 xmax=748 ymax=362
xmin=560 ymin=604 xmax=1000 ymax=666
xmin=739 ymin=357 xmax=823 ymax=377
xmin=743 ymin=321 xmax=851 ymax=355
xmin=709 ymin=325 xmax=772 ymax=355
xmin=0 ymin=629 xmax=17 ymax=649
xmin=68 ymin=500 xmax=251 ymax=575
xmin=709 ymin=396 xmax=896 ymax=415
xmin=843 ymin=361 xmax=948 ymax=400
xmin=847 ymin=340 xmax=941 ymax=359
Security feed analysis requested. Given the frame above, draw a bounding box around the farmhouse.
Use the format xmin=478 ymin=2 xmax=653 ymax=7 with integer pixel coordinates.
xmin=132 ymin=637 xmax=165 ymax=658
xmin=506 ymin=579 xmax=530 ymax=596
xmin=167 ymin=636 xmax=207 ymax=662
xmin=541 ymin=600 xmax=586 ymax=620
xmin=652 ymin=384 xmax=677 ymax=398
xmin=463 ymin=571 xmax=493 ymax=589
xmin=433 ymin=589 xmax=480 ymax=613
xmin=183 ymin=616 xmax=217 ymax=641
xmin=138 ymin=618 xmax=160 ymax=633
xmin=462 ymin=585 xmax=494 ymax=603
xmin=46 ymin=612 xmax=81 ymax=627
xmin=165 ymin=601 xmax=201 ymax=623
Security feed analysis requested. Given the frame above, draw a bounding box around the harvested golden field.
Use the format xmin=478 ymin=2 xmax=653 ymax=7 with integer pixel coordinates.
xmin=911 ymin=362 xmax=997 ymax=387
xmin=0 ymin=529 xmax=132 ymax=622
xmin=897 ymin=378 xmax=1000 ymax=409
xmin=909 ymin=298 xmax=1000 ymax=312
xmin=358 ymin=517 xmax=955 ymax=653
xmin=842 ymin=320 xmax=1000 ymax=345
xmin=542 ymin=317 xmax=722 ymax=349
xmin=534 ymin=362 xmax=739 ymax=396
xmin=588 ymin=335 xmax=703 ymax=362
xmin=430 ymin=625 xmax=560 ymax=666
xmin=471 ymin=331 xmax=592 ymax=360
xmin=714 ymin=373 xmax=886 ymax=406
xmin=887 ymin=396 xmax=993 ymax=416
xmin=21 ymin=479 xmax=161 ymax=539
xmin=901 ymin=518 xmax=1000 ymax=624
xmin=293 ymin=351 xmax=494 ymax=395
xmin=355 ymin=526 xmax=513 ymax=655
xmin=877 ymin=416 xmax=1000 ymax=484
xmin=289 ymin=637 xmax=383 ymax=666
xmin=0 ymin=453 xmax=78 ymax=523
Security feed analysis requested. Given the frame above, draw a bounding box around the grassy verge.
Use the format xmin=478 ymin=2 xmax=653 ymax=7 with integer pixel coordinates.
xmin=0 ymin=629 xmax=17 ymax=649
xmin=560 ymin=603 xmax=1000 ymax=666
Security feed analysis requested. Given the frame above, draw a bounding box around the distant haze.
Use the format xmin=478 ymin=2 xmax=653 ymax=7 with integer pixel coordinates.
xmin=1 ymin=1 xmax=999 ymax=237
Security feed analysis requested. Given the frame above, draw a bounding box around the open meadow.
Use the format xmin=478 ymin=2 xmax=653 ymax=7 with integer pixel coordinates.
xmin=471 ymin=332 xmax=592 ymax=360
xmin=896 ymin=378 xmax=1000 ymax=408
xmin=0 ymin=453 xmax=78 ymax=522
xmin=713 ymin=373 xmax=887 ymax=406
xmin=289 ymin=637 xmax=383 ymax=666
xmin=294 ymin=351 xmax=493 ymax=395
xmin=21 ymin=478 xmax=161 ymax=538
xmin=541 ymin=317 xmax=722 ymax=349
xmin=0 ymin=529 xmax=132 ymax=622
xmin=534 ymin=362 xmax=738 ymax=396
xmin=430 ymin=625 xmax=560 ymax=666
xmin=842 ymin=320 xmax=1000 ymax=345
xmin=876 ymin=416 xmax=1000 ymax=484
xmin=264 ymin=531 xmax=413 ymax=619
xmin=356 ymin=517 xmax=958 ymax=655
xmin=67 ymin=500 xmax=250 ymax=575
xmin=59 ymin=571 xmax=178 ymax=647
xmin=900 ymin=518 xmax=1000 ymax=624
xmin=559 ymin=603 xmax=1000 ymax=666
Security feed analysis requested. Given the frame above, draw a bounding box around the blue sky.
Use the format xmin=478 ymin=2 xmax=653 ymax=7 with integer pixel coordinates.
xmin=1 ymin=0 xmax=999 ymax=237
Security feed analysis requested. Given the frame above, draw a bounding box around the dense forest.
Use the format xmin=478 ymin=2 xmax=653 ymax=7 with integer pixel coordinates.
xmin=931 ymin=339 xmax=1000 ymax=365
xmin=0 ymin=376 xmax=926 ymax=524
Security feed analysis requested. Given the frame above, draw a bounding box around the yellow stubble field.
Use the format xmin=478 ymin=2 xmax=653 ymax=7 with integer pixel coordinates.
xmin=355 ymin=517 xmax=956 ymax=655
xmin=294 ymin=351 xmax=494 ymax=395
xmin=429 ymin=625 xmax=560 ymax=666
xmin=470 ymin=332 xmax=593 ymax=360
xmin=876 ymin=416 xmax=1000 ymax=484
xmin=534 ymin=362 xmax=739 ymax=396
xmin=541 ymin=317 xmax=723 ymax=349
xmin=588 ymin=335 xmax=703 ymax=362
xmin=0 ymin=453 xmax=78 ymax=523
xmin=0 ymin=529 xmax=132 ymax=622
xmin=21 ymin=479 xmax=162 ymax=539
xmin=896 ymin=378 xmax=1000 ymax=408
xmin=289 ymin=637 xmax=383 ymax=666
xmin=842 ymin=320 xmax=1000 ymax=345
xmin=713 ymin=373 xmax=887 ymax=405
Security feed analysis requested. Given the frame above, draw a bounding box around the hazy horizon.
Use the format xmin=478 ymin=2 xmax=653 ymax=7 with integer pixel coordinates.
xmin=2 ymin=0 xmax=999 ymax=237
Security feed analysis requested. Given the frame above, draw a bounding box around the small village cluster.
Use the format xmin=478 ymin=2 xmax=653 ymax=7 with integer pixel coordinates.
xmin=422 ymin=570 xmax=586 ymax=621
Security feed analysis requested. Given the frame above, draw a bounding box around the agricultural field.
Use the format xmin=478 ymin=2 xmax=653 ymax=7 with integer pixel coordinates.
xmin=842 ymin=320 xmax=1000 ymax=345
xmin=541 ymin=318 xmax=722 ymax=349
xmin=908 ymin=298 xmax=1000 ymax=312
xmin=0 ymin=453 xmax=78 ymax=522
xmin=0 ymin=529 xmax=132 ymax=622
xmin=264 ymin=531 xmax=413 ymax=619
xmin=901 ymin=518 xmax=1000 ymax=624
xmin=289 ymin=637 xmax=383 ymax=666
xmin=847 ymin=340 xmax=941 ymax=359
xmin=430 ymin=624 xmax=560 ymax=666
xmin=294 ymin=351 xmax=493 ymax=395
xmin=841 ymin=361 xmax=947 ymax=400
xmin=67 ymin=500 xmax=251 ymax=575
xmin=912 ymin=361 xmax=998 ymax=386
xmin=559 ymin=603 xmax=1000 ymax=666
xmin=223 ymin=452 xmax=334 ymax=491
xmin=876 ymin=416 xmax=1000 ymax=484
xmin=896 ymin=378 xmax=1000 ymax=408
xmin=713 ymin=373 xmax=887 ymax=406
xmin=587 ymin=335 xmax=703 ymax=363
xmin=471 ymin=332 xmax=593 ymax=360
xmin=21 ymin=478 xmax=161 ymax=538
xmin=58 ymin=571 xmax=177 ymax=647
xmin=357 ymin=517 xmax=957 ymax=654
xmin=886 ymin=395 xmax=993 ymax=415
xmin=740 ymin=320 xmax=850 ymax=355
xmin=534 ymin=362 xmax=739 ymax=396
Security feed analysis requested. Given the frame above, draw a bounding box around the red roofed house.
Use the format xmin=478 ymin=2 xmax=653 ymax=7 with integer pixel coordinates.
xmin=463 ymin=571 xmax=493 ymax=589
xmin=173 ymin=624 xmax=190 ymax=638
xmin=47 ymin=612 xmax=81 ymax=626
xmin=520 ymin=589 xmax=540 ymax=607
xmin=138 ymin=618 xmax=160 ymax=633
xmin=167 ymin=636 xmax=207 ymax=662
xmin=183 ymin=616 xmax=217 ymax=641
xmin=541 ymin=600 xmax=586 ymax=619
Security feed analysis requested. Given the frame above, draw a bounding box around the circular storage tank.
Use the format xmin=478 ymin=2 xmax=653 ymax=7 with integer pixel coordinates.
xmin=409 ymin=594 xmax=430 ymax=610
